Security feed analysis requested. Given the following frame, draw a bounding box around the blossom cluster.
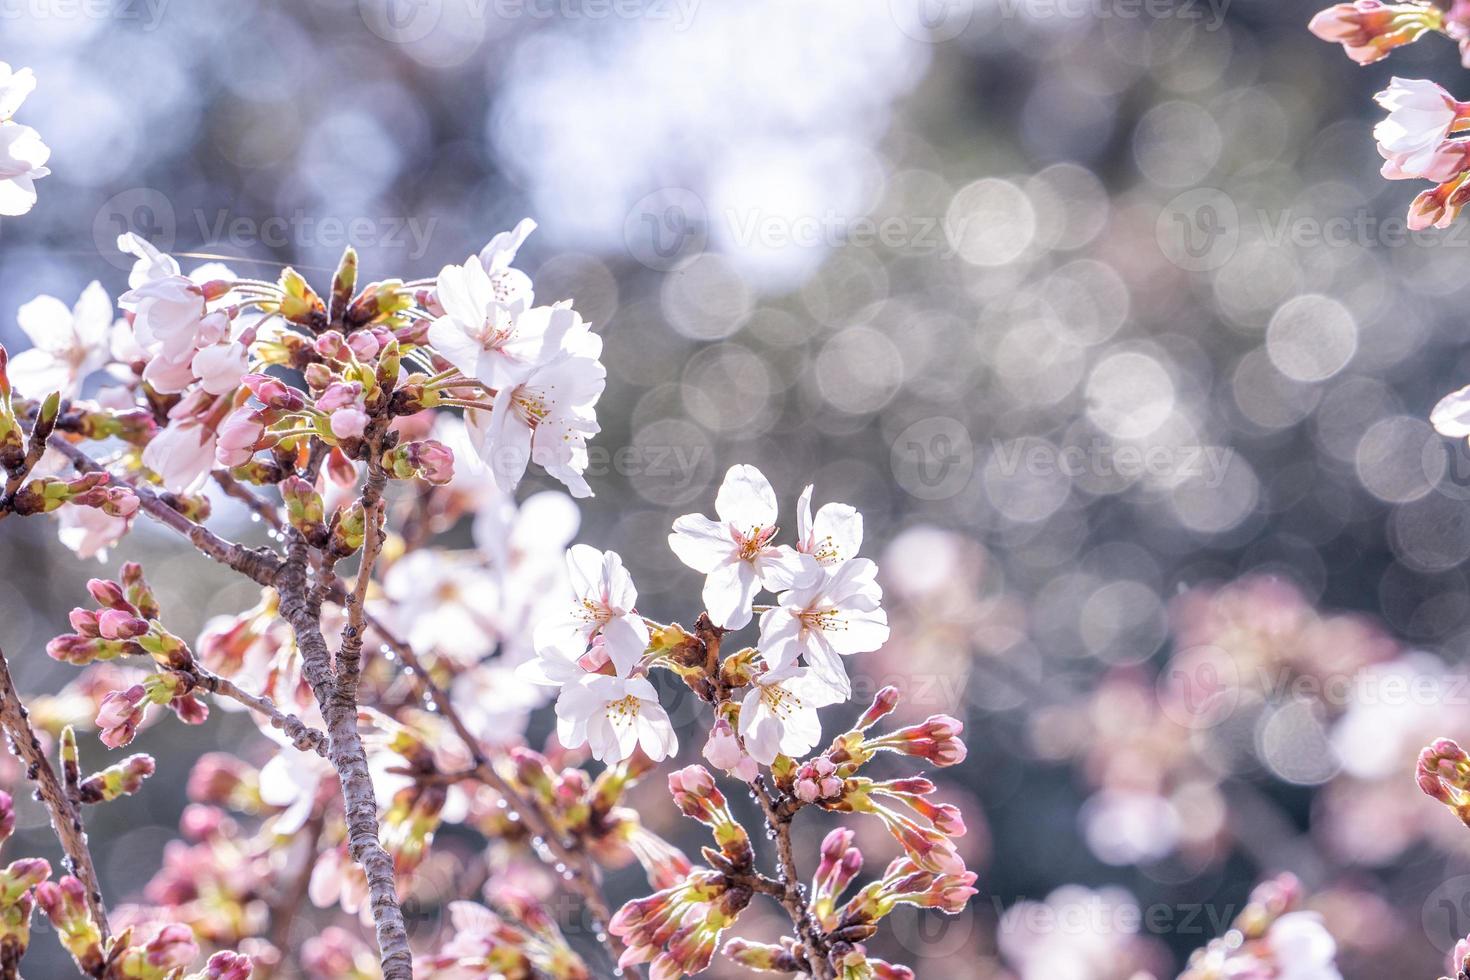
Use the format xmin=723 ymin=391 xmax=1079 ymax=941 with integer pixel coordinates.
xmin=0 ymin=57 xmax=978 ymax=977
xmin=1310 ymin=5 xmax=1470 ymax=228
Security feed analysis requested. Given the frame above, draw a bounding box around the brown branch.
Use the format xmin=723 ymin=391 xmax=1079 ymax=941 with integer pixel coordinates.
xmin=54 ymin=437 xmax=409 ymax=976
xmin=212 ymin=469 xmax=284 ymax=530
xmin=48 ymin=437 xmax=282 ymax=587
xmin=191 ymin=666 xmax=328 ymax=757
xmin=751 ymin=777 xmax=831 ymax=979
xmin=335 ymin=450 xmax=388 ymax=712
xmin=0 ymin=646 xmax=110 ymax=939
xmin=277 ymin=526 xmax=413 ymax=980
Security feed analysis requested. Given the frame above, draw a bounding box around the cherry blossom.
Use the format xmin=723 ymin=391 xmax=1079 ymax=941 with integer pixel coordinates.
xmin=758 ymin=557 xmax=889 ymax=698
xmin=738 ymin=664 xmax=842 ymax=765
xmin=0 ymin=63 xmax=46 ymax=216
xmin=554 ymin=671 xmax=677 ymax=763
xmin=533 ymin=545 xmax=649 ymax=676
xmin=428 ymin=257 xmax=576 ymax=387
xmin=6 ymin=283 xmax=119 ymax=398
xmin=1375 ymin=77 xmax=1470 ymax=179
xmin=795 ymin=483 xmax=863 ymax=569
xmin=669 ymin=464 xmax=815 ymax=629
xmin=468 ymin=331 xmax=605 ymax=498
xmin=476 ymin=216 xmax=537 ymax=309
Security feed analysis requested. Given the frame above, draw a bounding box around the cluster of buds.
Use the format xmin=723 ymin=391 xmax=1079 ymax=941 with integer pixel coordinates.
xmin=416 ymin=893 xmax=588 ymax=979
xmin=492 ymin=746 xmax=694 ymax=890
xmin=94 ymin=671 xmax=207 ymax=748
xmin=606 ymin=767 xmax=762 ymax=976
xmin=610 ymin=870 xmax=751 ymax=978
xmin=0 ymin=350 xmax=54 ymax=475
xmin=1178 ymin=874 xmax=1339 ymax=979
xmin=0 ymin=793 xmax=50 ymax=974
xmin=8 ymin=471 xmax=138 ymax=519
xmin=1310 ymin=2 xmax=1470 ymax=228
xmin=1308 ymin=0 xmax=1445 ymax=64
xmin=47 ymin=563 xmax=192 ymax=670
xmin=39 ymin=878 xmax=255 ymax=980
xmin=1419 ymin=737 xmax=1470 ymax=827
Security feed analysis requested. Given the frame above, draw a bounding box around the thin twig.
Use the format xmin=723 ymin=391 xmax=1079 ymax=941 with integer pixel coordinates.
xmin=0 ymin=646 xmax=110 ymax=939
xmin=49 ymin=438 xmax=282 ymax=587
xmin=191 ymin=666 xmax=328 ymax=758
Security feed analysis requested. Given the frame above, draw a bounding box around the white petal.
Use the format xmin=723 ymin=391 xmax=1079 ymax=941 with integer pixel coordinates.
xmin=704 ymin=559 xmax=759 ymax=630
xmin=715 ymin=464 xmax=779 ymax=530
xmin=669 ymin=514 xmax=734 ymax=573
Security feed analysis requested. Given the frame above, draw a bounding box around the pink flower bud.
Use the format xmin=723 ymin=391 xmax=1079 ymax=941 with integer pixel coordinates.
xmin=96 ymin=609 xmax=148 ymax=641
xmin=328 ymin=407 xmax=369 ymax=440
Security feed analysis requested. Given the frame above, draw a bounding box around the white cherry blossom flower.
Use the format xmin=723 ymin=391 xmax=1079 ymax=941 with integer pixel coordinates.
xmin=476 ymin=216 xmax=537 ymax=310
xmin=120 ymin=276 xmax=209 ymax=363
xmin=7 ymin=282 xmax=117 ymax=397
xmin=668 ymin=464 xmax=816 ymax=630
xmin=191 ymin=340 xmax=249 ymax=396
xmin=380 ymin=551 xmax=499 ymax=668
xmin=141 ymin=391 xmax=219 ymax=493
xmin=738 ymin=664 xmax=842 ymax=765
xmin=0 ymin=120 xmax=49 ymax=216
xmin=428 ymin=255 xmax=577 ymax=387
xmin=758 ymin=558 xmax=889 ymax=699
xmin=0 ymin=63 xmax=36 ymax=121
xmin=118 ymin=232 xmax=182 ymax=288
xmin=554 ymin=672 xmax=677 ymax=763
xmin=1374 ymin=77 xmax=1468 ymax=179
xmin=795 ymin=484 xmax=863 ymax=568
xmin=468 ymin=338 xmax=605 ymax=499
xmin=534 ymin=545 xmax=650 ymax=675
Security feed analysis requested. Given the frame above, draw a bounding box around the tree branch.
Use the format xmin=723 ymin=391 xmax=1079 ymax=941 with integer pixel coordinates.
xmin=0 ymin=645 xmax=109 ymax=940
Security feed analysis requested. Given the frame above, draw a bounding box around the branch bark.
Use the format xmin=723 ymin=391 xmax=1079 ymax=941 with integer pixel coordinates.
xmin=0 ymin=646 xmax=110 ymax=940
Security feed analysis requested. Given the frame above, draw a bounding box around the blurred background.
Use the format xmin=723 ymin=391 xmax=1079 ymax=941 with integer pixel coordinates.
xmin=5 ymin=0 xmax=1470 ymax=976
